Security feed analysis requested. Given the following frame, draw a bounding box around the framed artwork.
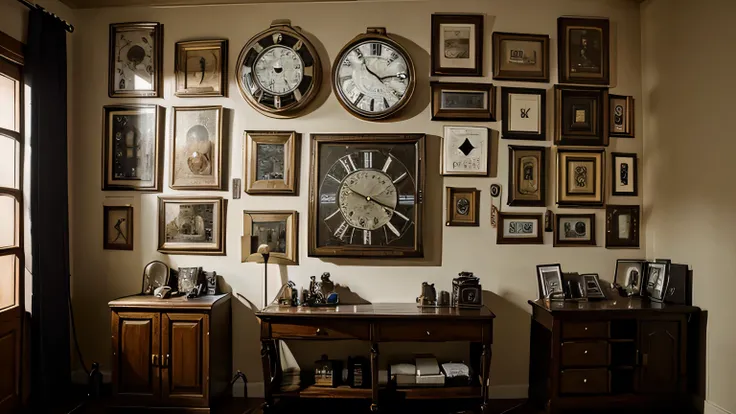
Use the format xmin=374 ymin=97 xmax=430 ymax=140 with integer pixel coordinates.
xmin=171 ymin=106 xmax=223 ymax=190
xmin=612 ymin=152 xmax=638 ymax=196
xmin=497 ymin=213 xmax=543 ymax=245
xmin=554 ymin=213 xmax=596 ymax=247
xmin=554 ymin=85 xmax=609 ymax=146
xmin=558 ymin=17 xmax=610 ymax=85
xmin=445 ymin=187 xmax=480 ymax=227
xmin=492 ymin=32 xmax=549 ymax=82
xmin=109 ymin=22 xmax=163 ymax=98
xmin=441 ymin=126 xmax=489 ymax=176
xmin=175 ymin=39 xmax=228 ymax=97
xmin=614 ymin=259 xmax=647 ymax=297
xmin=102 ymin=104 xmax=163 ymax=191
xmin=609 ymin=95 xmax=635 ymax=138
xmin=244 ymin=131 xmax=300 ymax=195
xmin=431 ymin=14 xmax=483 ymax=76
xmin=242 ymin=211 xmax=298 ymax=265
xmin=606 ymin=205 xmax=640 ymax=249
xmin=501 ymin=87 xmax=546 ymax=141
xmin=103 ymin=206 xmax=133 ymax=250
xmin=308 ymin=134 xmax=424 ymax=257
xmin=157 ymin=197 xmax=225 ymax=255
xmin=536 ymin=264 xmax=564 ymax=299
xmin=581 ymin=274 xmax=606 ymax=299
xmin=556 ymin=148 xmax=605 ymax=207
xmin=430 ymin=82 xmax=496 ymax=122
xmin=507 ymin=145 xmax=546 ymax=207
xmin=645 ymin=259 xmax=670 ymax=302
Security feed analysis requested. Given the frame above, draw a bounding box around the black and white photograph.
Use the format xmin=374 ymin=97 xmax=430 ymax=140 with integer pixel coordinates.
xmin=109 ymin=22 xmax=163 ymax=98
xmin=244 ymin=131 xmax=299 ymax=195
xmin=175 ymin=39 xmax=227 ymax=97
xmin=441 ymin=126 xmax=489 ymax=176
xmin=441 ymin=90 xmax=487 ymax=110
xmin=612 ymin=152 xmax=638 ymax=196
xmin=257 ymin=144 xmax=285 ymax=181
xmin=171 ymin=106 xmax=223 ymax=190
xmin=554 ymin=214 xmax=596 ymax=247
xmin=497 ymin=213 xmax=543 ymax=244
xmin=645 ymin=260 xmax=670 ymax=301
xmin=536 ymin=264 xmax=564 ymax=298
xmin=614 ymin=259 xmax=646 ymax=296
xmin=103 ymin=206 xmax=133 ymax=250
xmin=252 ymin=220 xmax=287 ymax=254
xmin=558 ymin=17 xmax=610 ymax=85
xmin=431 ymin=82 xmax=496 ymax=121
xmin=158 ymin=197 xmax=225 ymax=255
xmin=502 ymin=87 xmax=546 ymax=140
xmin=492 ymin=32 xmax=549 ymax=82
xmin=242 ymin=211 xmax=298 ymax=264
xmin=431 ymin=14 xmax=483 ymax=76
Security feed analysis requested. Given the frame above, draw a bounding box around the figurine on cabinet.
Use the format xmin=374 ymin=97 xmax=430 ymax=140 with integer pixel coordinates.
xmin=416 ymin=282 xmax=437 ymax=307
xmin=452 ymin=272 xmax=483 ymax=308
xmin=301 ymin=273 xmax=339 ymax=306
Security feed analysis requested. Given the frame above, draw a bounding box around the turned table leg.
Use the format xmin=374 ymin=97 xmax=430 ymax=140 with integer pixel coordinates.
xmin=370 ymin=342 xmax=379 ymax=412
xmin=480 ymin=342 xmax=493 ymax=414
xmin=261 ymin=339 xmax=276 ymax=413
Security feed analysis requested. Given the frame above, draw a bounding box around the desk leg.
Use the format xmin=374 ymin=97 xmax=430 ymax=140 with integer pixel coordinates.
xmin=370 ymin=342 xmax=379 ymax=412
xmin=480 ymin=343 xmax=492 ymax=414
xmin=261 ymin=339 xmax=276 ymax=413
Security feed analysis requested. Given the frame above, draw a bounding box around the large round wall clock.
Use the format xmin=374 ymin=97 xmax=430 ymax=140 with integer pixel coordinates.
xmin=236 ymin=20 xmax=321 ymax=118
xmin=308 ymin=134 xmax=425 ymax=258
xmin=332 ymin=28 xmax=416 ymax=121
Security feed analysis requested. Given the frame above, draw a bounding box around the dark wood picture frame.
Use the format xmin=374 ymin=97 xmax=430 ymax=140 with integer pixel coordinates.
xmin=103 ymin=206 xmax=134 ymax=251
xmin=430 ymin=81 xmax=496 ymax=122
xmin=109 ymin=22 xmax=164 ymax=98
xmin=507 ymin=145 xmax=546 ymax=207
xmin=244 ymin=131 xmax=300 ymax=195
xmin=431 ymin=14 xmax=484 ymax=76
xmin=554 ymin=213 xmax=596 ymax=247
xmin=445 ymin=187 xmax=480 ymax=227
xmin=609 ymin=94 xmax=635 ymax=138
xmin=613 ymin=259 xmax=647 ymax=297
xmin=492 ymin=32 xmax=550 ymax=82
xmin=605 ymin=204 xmax=640 ymax=249
xmin=157 ymin=196 xmax=226 ymax=256
xmin=502 ymin=87 xmax=547 ymax=141
xmin=497 ymin=213 xmax=543 ymax=245
xmin=175 ymin=39 xmax=228 ymax=98
xmin=554 ymin=85 xmax=609 ymax=146
xmin=558 ymin=17 xmax=610 ymax=85
xmin=644 ymin=259 xmax=671 ymax=302
xmin=556 ymin=148 xmax=605 ymax=207
xmin=536 ymin=263 xmax=564 ymax=298
xmin=611 ymin=152 xmax=638 ymax=196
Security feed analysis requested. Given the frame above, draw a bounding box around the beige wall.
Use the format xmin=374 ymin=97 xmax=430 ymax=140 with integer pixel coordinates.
xmin=641 ymin=1 xmax=736 ymax=413
xmin=69 ymin=0 xmax=643 ymax=396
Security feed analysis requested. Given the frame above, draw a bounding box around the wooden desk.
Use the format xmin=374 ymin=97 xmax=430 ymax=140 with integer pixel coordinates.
xmin=256 ymin=303 xmax=495 ymax=413
xmin=528 ymin=297 xmax=701 ymax=414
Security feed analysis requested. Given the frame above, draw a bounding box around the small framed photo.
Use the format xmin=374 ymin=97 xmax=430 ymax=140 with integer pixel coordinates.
xmin=581 ymin=274 xmax=606 ymax=299
xmin=508 ymin=145 xmax=546 ymax=207
xmin=556 ymin=148 xmax=605 ymax=207
xmin=441 ymin=126 xmax=489 ymax=176
xmin=245 ymin=131 xmax=300 ymax=194
xmin=536 ymin=264 xmax=564 ymax=299
xmin=554 ymin=85 xmax=609 ymax=146
xmin=612 ymin=152 xmax=638 ymax=196
xmin=175 ymin=39 xmax=228 ymax=97
xmin=497 ymin=213 xmax=543 ymax=245
xmin=445 ymin=187 xmax=480 ymax=227
xmin=645 ymin=260 xmax=671 ymax=302
xmin=109 ymin=22 xmax=163 ymax=98
xmin=430 ymin=82 xmax=496 ymax=122
xmin=103 ymin=206 xmax=133 ymax=250
xmin=171 ymin=106 xmax=223 ymax=190
xmin=492 ymin=32 xmax=549 ymax=82
xmin=609 ymin=95 xmax=635 ymax=138
xmin=102 ymin=104 xmax=163 ymax=191
xmin=501 ymin=87 xmax=546 ymax=141
xmin=554 ymin=214 xmax=596 ymax=247
xmin=558 ymin=17 xmax=610 ymax=85
xmin=158 ymin=197 xmax=226 ymax=255
xmin=614 ymin=259 xmax=647 ymax=297
xmin=242 ymin=211 xmax=298 ymax=265
xmin=431 ymin=14 xmax=483 ymax=76
xmin=605 ymin=205 xmax=640 ymax=249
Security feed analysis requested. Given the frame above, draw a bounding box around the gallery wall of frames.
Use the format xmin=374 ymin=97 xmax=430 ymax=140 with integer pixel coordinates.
xmin=69 ymin=0 xmax=644 ymax=393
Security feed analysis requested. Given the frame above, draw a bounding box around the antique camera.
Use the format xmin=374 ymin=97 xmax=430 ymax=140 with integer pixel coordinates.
xmin=178 ymin=267 xmax=205 ymax=299
xmin=452 ymin=272 xmax=482 ymax=308
xmin=348 ymin=356 xmax=370 ymax=388
xmin=416 ymin=282 xmax=437 ymax=307
xmin=314 ymin=355 xmax=342 ymax=387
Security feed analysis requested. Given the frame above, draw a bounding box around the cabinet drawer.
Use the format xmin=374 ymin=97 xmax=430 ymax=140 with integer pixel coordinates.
xmin=270 ymin=322 xmax=369 ymax=340
xmin=561 ymin=321 xmax=608 ymax=339
xmin=378 ymin=321 xmax=481 ymax=342
xmin=560 ymin=368 xmax=609 ymax=394
xmin=561 ymin=341 xmax=609 ymax=367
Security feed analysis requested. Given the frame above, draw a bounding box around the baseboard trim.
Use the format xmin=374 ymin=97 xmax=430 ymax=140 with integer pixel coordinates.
xmin=705 ymin=401 xmax=734 ymax=414
xmin=240 ymin=382 xmax=527 ymax=399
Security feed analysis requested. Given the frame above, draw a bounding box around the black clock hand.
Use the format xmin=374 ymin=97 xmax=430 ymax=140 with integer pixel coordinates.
xmin=345 ymin=185 xmax=397 ymax=211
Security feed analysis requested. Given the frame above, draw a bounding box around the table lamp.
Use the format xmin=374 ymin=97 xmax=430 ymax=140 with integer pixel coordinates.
xmin=256 ymin=244 xmax=271 ymax=308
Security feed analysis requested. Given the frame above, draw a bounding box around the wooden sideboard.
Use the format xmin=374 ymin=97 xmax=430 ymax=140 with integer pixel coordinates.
xmin=108 ymin=294 xmax=231 ymax=412
xmin=256 ymin=304 xmax=495 ymax=413
xmin=528 ymin=298 xmax=701 ymax=413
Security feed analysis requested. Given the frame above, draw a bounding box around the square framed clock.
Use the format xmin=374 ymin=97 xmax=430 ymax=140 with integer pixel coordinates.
xmin=308 ymin=134 xmax=425 ymax=257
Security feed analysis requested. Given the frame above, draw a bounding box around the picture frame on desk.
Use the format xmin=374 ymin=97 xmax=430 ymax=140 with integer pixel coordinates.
xmin=613 ymin=259 xmax=647 ymax=297
xmin=536 ymin=263 xmax=564 ymax=299
xmin=644 ymin=259 xmax=670 ymax=302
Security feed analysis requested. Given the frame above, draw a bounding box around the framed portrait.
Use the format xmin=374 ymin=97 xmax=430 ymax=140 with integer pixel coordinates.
xmin=430 ymin=82 xmax=496 ymax=122
xmin=605 ymin=205 xmax=640 ymax=249
xmin=645 ymin=259 xmax=671 ymax=302
xmin=242 ymin=211 xmax=298 ymax=265
xmin=554 ymin=214 xmax=596 ymax=247
xmin=445 ymin=187 xmax=480 ymax=227
xmin=171 ymin=106 xmax=223 ymax=190
xmin=508 ymin=145 xmax=546 ymax=207
xmin=497 ymin=213 xmax=543 ymax=245
xmin=245 ymin=131 xmax=300 ymax=195
xmin=157 ymin=197 xmax=225 ymax=255
xmin=502 ymin=87 xmax=546 ymax=141
xmin=109 ymin=22 xmax=163 ymax=98
xmin=612 ymin=152 xmax=638 ymax=196
xmin=103 ymin=206 xmax=133 ymax=250
xmin=556 ymin=148 xmax=605 ymax=207
xmin=581 ymin=274 xmax=606 ymax=299
xmin=536 ymin=264 xmax=564 ymax=299
xmin=610 ymin=95 xmax=635 ymax=138
xmin=175 ymin=39 xmax=228 ymax=97
xmin=554 ymin=85 xmax=609 ymax=146
xmin=492 ymin=32 xmax=549 ymax=82
xmin=558 ymin=17 xmax=610 ymax=85
xmin=614 ymin=259 xmax=647 ymax=297
xmin=441 ymin=126 xmax=489 ymax=176
xmin=431 ymin=14 xmax=483 ymax=76
xmin=102 ymin=104 xmax=163 ymax=191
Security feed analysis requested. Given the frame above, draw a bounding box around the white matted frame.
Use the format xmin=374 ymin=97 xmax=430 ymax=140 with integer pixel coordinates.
xmin=441 ymin=126 xmax=489 ymax=176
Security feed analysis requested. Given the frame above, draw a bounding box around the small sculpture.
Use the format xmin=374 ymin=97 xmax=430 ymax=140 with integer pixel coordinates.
xmin=301 ymin=273 xmax=339 ymax=307
xmin=416 ymin=282 xmax=437 ymax=307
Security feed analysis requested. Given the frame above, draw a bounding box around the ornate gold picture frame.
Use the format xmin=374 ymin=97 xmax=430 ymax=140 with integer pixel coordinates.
xmin=242 ymin=210 xmax=298 ymax=265
xmin=244 ymin=131 xmax=300 ymax=195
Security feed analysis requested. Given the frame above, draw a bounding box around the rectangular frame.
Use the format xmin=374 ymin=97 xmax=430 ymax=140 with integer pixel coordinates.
xmin=644 ymin=259 xmax=671 ymax=302
xmin=508 ymin=145 xmax=546 ymax=207
xmin=554 ymin=213 xmax=596 ymax=247
xmin=611 ymin=152 xmax=638 ymax=196
xmin=558 ymin=17 xmax=610 ymax=85
xmin=170 ymin=105 xmax=224 ymax=190
xmin=492 ymin=32 xmax=550 ymax=82
xmin=609 ymin=95 xmax=635 ymax=138
xmin=556 ymin=148 xmax=605 ymax=207
xmin=536 ymin=263 xmax=564 ymax=299
xmin=157 ymin=196 xmax=226 ymax=255
xmin=581 ymin=273 xmax=606 ymax=299
xmin=441 ymin=126 xmax=489 ymax=176
xmin=501 ymin=87 xmax=547 ymax=141
xmin=244 ymin=131 xmax=300 ymax=195
xmin=175 ymin=39 xmax=228 ymax=97
xmin=613 ymin=259 xmax=647 ymax=297
xmin=497 ymin=213 xmax=543 ymax=245
xmin=242 ymin=210 xmax=298 ymax=265
xmin=109 ymin=22 xmax=164 ymax=98
xmin=445 ymin=187 xmax=480 ymax=227
xmin=431 ymin=14 xmax=484 ymax=77
xmin=430 ymin=81 xmax=496 ymax=122
xmin=554 ymin=85 xmax=609 ymax=146
xmin=103 ymin=206 xmax=134 ymax=251
xmin=605 ymin=204 xmax=640 ymax=249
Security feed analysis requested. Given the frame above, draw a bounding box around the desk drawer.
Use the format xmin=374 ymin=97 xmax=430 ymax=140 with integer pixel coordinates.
xmin=560 ymin=368 xmax=609 ymax=394
xmin=561 ymin=321 xmax=608 ymax=339
xmin=561 ymin=341 xmax=609 ymax=367
xmin=270 ymin=322 xmax=369 ymax=340
xmin=378 ymin=321 xmax=481 ymax=342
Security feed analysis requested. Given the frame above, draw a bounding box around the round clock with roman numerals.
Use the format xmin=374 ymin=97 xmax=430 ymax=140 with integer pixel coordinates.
xmin=332 ymin=28 xmax=416 ymax=121
xmin=236 ymin=20 xmax=321 ymax=118
xmin=309 ymin=134 xmax=425 ymax=257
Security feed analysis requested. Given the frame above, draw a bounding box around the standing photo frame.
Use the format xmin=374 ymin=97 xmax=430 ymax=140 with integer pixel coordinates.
xmin=492 ymin=32 xmax=549 ymax=82
xmin=554 ymin=213 xmax=596 ymax=247
xmin=556 ymin=148 xmax=605 ymax=207
xmin=445 ymin=187 xmax=480 ymax=227
xmin=613 ymin=259 xmax=647 ymax=297
xmin=175 ymin=39 xmax=228 ymax=97
xmin=109 ymin=22 xmax=163 ymax=98
xmin=242 ymin=211 xmax=298 ymax=265
xmin=645 ymin=259 xmax=670 ymax=302
xmin=536 ymin=263 xmax=564 ymax=299
xmin=558 ymin=17 xmax=610 ymax=85
xmin=441 ymin=126 xmax=489 ymax=176
xmin=502 ymin=87 xmax=546 ymax=141
xmin=431 ymin=14 xmax=484 ymax=77
xmin=171 ymin=106 xmax=224 ymax=190
xmin=158 ymin=197 xmax=226 ymax=255
xmin=507 ymin=145 xmax=546 ymax=207
xmin=244 ymin=131 xmax=300 ymax=195
xmin=605 ymin=205 xmax=640 ymax=249
xmin=612 ymin=152 xmax=638 ymax=196
xmin=609 ymin=95 xmax=635 ymax=138
xmin=430 ymin=82 xmax=496 ymax=122
xmin=554 ymin=85 xmax=609 ymax=146
xmin=103 ymin=206 xmax=134 ymax=250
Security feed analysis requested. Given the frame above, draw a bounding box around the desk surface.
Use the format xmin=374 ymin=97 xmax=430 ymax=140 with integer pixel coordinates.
xmin=109 ymin=293 xmax=230 ymax=310
xmin=529 ymin=296 xmax=699 ymax=314
xmin=257 ymin=303 xmax=495 ymax=320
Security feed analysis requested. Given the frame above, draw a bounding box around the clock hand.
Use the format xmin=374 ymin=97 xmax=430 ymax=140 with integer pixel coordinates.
xmin=345 ymin=185 xmax=396 ymax=211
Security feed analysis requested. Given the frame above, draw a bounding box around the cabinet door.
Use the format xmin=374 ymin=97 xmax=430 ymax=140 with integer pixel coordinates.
xmin=111 ymin=311 xmax=160 ymax=402
xmin=161 ymin=313 xmax=209 ymax=406
xmin=637 ymin=320 xmax=680 ymax=393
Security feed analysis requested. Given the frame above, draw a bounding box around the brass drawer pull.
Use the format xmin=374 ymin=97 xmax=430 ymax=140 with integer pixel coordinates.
xmin=584 ymin=326 xmax=588 ymax=331
xmin=583 ymin=379 xmax=588 ymax=383
xmin=426 ymin=331 xmax=431 ymax=336
xmin=151 ymin=354 xmax=159 ymax=366
xmin=584 ymin=350 xmax=588 ymax=354
xmin=162 ymin=354 xmax=170 ymax=367
xmin=316 ymin=328 xmax=327 ymax=336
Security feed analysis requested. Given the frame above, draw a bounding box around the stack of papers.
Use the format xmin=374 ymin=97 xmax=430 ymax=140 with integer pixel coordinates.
xmin=415 ymin=356 xmax=444 ymax=387
xmin=390 ymin=363 xmax=416 ymax=387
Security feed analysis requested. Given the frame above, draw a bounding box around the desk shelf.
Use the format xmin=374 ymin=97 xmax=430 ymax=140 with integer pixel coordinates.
xmin=274 ymin=385 xmax=481 ymax=400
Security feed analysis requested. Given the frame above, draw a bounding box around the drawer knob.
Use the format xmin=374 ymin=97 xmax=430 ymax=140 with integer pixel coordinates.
xmin=316 ymin=328 xmax=327 ymax=335
xmin=583 ymin=379 xmax=588 ymax=383
xmin=584 ymin=327 xmax=588 ymax=331
xmin=426 ymin=331 xmax=431 ymax=336
xmin=584 ymin=350 xmax=588 ymax=354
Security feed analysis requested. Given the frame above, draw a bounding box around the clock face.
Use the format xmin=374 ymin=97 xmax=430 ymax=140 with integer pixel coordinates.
xmin=253 ymin=45 xmax=304 ymax=95
xmin=333 ymin=37 xmax=415 ymax=120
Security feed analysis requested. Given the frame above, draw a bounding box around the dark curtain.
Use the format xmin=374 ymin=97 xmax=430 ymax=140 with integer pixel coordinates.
xmin=26 ymin=8 xmax=71 ymax=406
